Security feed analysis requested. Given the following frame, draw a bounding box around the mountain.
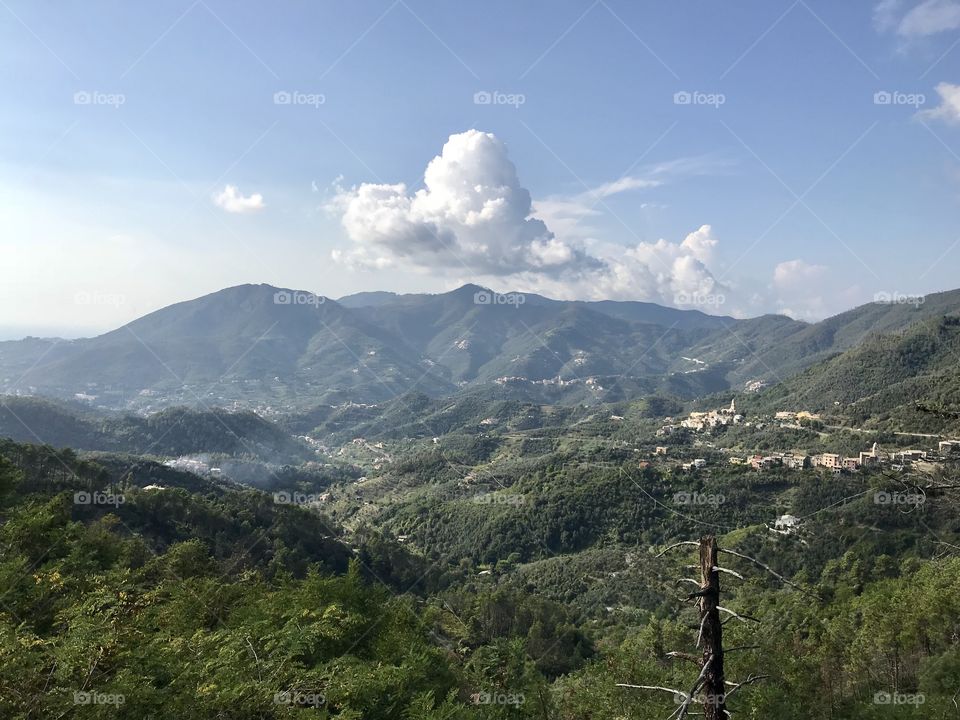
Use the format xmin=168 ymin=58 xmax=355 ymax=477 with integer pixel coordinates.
xmin=747 ymin=315 xmax=960 ymax=434
xmin=342 ymin=285 xmax=735 ymax=330
xmin=336 ymin=290 xmax=401 ymax=308
xmin=0 ymin=395 xmax=316 ymax=462
xmin=2 ymin=283 xmax=960 ymax=412
xmin=2 ymin=284 xmax=455 ymax=409
xmin=686 ymin=289 xmax=960 ymax=388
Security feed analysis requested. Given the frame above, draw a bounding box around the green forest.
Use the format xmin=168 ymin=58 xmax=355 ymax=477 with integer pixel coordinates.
xmin=2 ymin=435 xmax=958 ymax=719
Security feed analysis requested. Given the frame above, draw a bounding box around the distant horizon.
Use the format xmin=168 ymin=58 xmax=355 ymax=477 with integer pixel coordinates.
xmin=5 ymin=2 xmax=960 ymax=334
xmin=3 ymin=279 xmax=957 ymax=342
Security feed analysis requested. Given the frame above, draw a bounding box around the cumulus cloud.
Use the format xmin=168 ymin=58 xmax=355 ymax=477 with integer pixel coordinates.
xmin=875 ymin=0 xmax=960 ymax=36
xmin=503 ymin=224 xmax=727 ymax=311
xmin=770 ymin=259 xmax=834 ymax=321
xmin=917 ymin=81 xmax=960 ymax=123
xmin=214 ymin=185 xmax=265 ymax=214
xmin=329 ymin=130 xmax=599 ymax=278
xmin=329 ymin=129 xmax=738 ymax=311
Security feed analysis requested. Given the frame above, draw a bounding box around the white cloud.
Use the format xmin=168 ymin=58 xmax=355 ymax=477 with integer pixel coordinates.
xmin=533 ymin=156 xmax=726 ymax=241
xmin=771 ymin=259 xmax=833 ymax=321
xmin=874 ymin=0 xmax=903 ymax=31
xmin=506 ymin=224 xmax=728 ymax=311
xmin=329 ymin=129 xmax=739 ymax=311
xmin=329 ymin=130 xmax=601 ymax=278
xmin=773 ymin=258 xmax=827 ymax=288
xmin=917 ymin=81 xmax=960 ymax=123
xmin=900 ymin=0 xmax=960 ymax=35
xmin=214 ymin=184 xmax=265 ymax=214
xmin=327 ymin=129 xmax=874 ymax=320
xmin=876 ymin=0 xmax=960 ymax=36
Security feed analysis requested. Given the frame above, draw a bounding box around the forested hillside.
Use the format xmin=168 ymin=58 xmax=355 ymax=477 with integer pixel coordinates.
xmin=3 ymin=284 xmax=958 ymax=411
xmin=746 ymin=316 xmax=960 ymax=434
xmin=2 ymin=432 xmax=959 ymax=718
xmin=0 ymin=397 xmax=315 ymax=463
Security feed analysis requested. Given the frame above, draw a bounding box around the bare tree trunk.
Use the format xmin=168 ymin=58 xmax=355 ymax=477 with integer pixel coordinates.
xmin=700 ymin=535 xmax=726 ymax=720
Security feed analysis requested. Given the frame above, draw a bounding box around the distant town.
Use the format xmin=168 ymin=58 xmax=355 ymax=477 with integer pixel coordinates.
xmin=653 ymin=400 xmax=960 ymax=474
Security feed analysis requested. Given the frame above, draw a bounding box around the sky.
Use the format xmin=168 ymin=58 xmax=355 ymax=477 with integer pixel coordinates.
xmin=2 ymin=0 xmax=960 ymax=338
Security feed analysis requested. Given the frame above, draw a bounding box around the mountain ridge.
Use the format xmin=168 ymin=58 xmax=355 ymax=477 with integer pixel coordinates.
xmin=2 ymin=283 xmax=959 ymax=411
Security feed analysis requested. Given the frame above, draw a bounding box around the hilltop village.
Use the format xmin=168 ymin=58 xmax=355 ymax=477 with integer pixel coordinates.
xmin=651 ymin=400 xmax=960 ymax=474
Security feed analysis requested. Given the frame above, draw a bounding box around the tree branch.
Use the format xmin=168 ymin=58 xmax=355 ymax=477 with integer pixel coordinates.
xmin=718 ymin=548 xmax=821 ymax=599
xmin=656 ymin=541 xmax=700 ymax=557
xmin=716 ymin=606 xmax=760 ymax=623
xmin=724 ymin=674 xmax=769 ymax=700
xmin=713 ymin=566 xmax=744 ymax=580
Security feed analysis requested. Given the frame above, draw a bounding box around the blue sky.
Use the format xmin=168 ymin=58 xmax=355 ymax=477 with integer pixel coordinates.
xmin=2 ymin=0 xmax=959 ymax=337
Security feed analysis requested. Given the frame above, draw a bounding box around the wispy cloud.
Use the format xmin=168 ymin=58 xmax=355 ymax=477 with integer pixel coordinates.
xmin=875 ymin=0 xmax=960 ymax=37
xmin=213 ymin=184 xmax=265 ymax=214
xmin=533 ymin=155 xmax=730 ymax=240
xmin=917 ymin=81 xmax=960 ymax=122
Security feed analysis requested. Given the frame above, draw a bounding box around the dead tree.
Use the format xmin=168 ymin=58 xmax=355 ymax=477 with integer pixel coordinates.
xmin=617 ymin=535 xmax=772 ymax=719
xmin=697 ymin=535 xmax=726 ymax=719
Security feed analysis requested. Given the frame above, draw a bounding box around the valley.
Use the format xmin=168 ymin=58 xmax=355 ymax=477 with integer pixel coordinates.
xmin=2 ymin=285 xmax=959 ymax=717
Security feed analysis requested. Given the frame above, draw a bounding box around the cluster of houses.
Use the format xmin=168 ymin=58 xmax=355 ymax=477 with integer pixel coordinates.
xmin=658 ymin=400 xmax=744 ymax=436
xmin=730 ymin=452 xmax=810 ymax=470
xmin=727 ymin=441 xmax=959 ymax=474
xmin=774 ymin=410 xmax=822 ymax=429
